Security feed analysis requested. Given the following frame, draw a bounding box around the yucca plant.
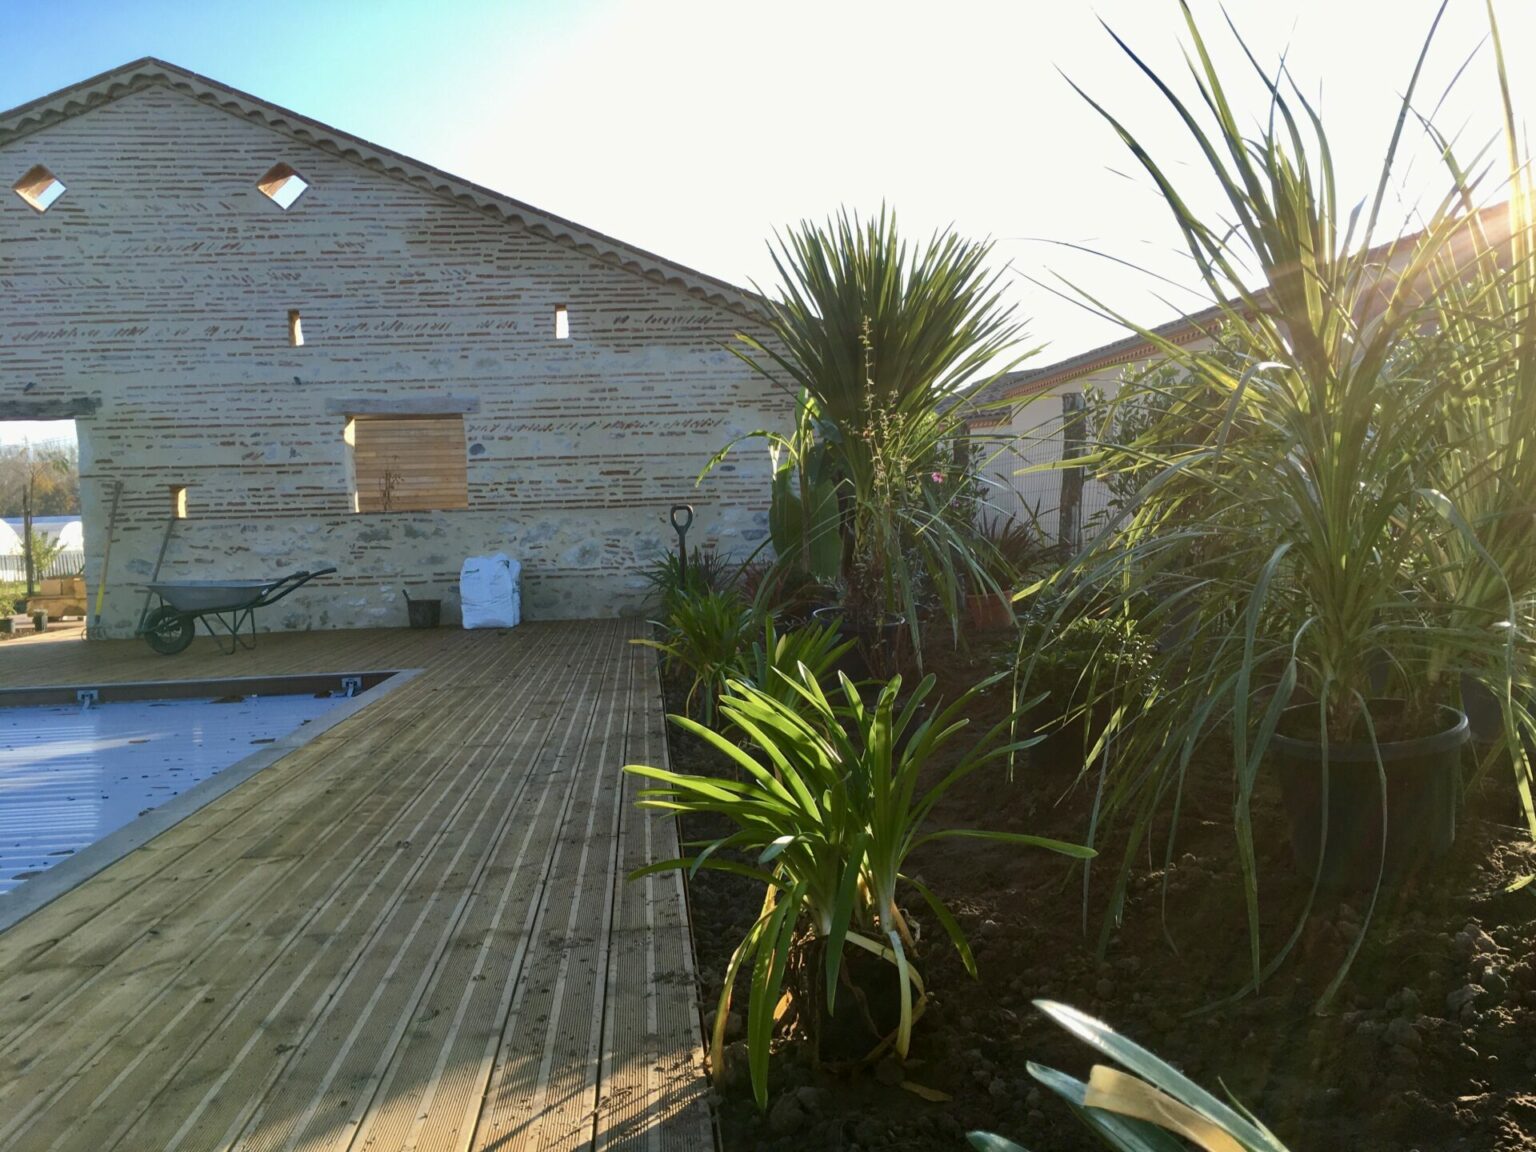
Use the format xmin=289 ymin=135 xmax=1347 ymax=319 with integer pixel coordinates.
xmin=729 ymin=206 xmax=1031 ymax=652
xmin=1039 ymin=0 xmax=1527 ymax=1002
xmin=969 ymin=1000 xmax=1293 ymax=1152
xmin=625 ymin=666 xmax=1093 ymax=1108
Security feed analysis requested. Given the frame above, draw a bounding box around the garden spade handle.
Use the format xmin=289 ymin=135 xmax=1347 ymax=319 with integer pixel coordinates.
xmin=670 ymin=504 xmax=694 ymax=588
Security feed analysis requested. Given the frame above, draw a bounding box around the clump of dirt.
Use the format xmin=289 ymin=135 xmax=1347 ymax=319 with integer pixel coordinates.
xmin=663 ymin=642 xmax=1536 ymax=1152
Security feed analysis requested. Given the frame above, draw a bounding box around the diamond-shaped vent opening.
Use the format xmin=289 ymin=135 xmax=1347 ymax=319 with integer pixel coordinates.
xmin=13 ymin=164 xmax=66 ymax=212
xmin=257 ymin=163 xmax=309 ymax=210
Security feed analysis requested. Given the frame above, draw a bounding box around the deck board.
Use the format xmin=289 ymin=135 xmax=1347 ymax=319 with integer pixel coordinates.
xmin=0 ymin=622 xmax=712 ymax=1152
xmin=595 ymin=644 xmax=713 ymax=1151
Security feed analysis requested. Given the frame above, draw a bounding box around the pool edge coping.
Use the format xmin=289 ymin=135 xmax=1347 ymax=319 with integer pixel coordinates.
xmin=0 ymin=667 xmax=424 ymax=935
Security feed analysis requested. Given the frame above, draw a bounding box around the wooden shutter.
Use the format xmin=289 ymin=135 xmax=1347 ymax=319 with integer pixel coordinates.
xmin=352 ymin=416 xmax=468 ymax=512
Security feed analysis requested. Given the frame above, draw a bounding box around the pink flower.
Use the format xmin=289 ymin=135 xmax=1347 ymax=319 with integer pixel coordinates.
xmin=930 ymin=471 xmax=944 ymax=483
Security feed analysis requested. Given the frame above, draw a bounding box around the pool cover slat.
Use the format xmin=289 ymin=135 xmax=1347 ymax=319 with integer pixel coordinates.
xmin=0 ymin=694 xmax=342 ymax=894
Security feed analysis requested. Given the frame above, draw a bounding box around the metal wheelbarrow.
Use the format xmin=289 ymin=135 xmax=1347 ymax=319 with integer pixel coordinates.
xmin=139 ymin=568 xmax=337 ymax=655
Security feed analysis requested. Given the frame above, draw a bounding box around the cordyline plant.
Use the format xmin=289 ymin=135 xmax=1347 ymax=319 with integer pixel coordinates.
xmin=720 ymin=206 xmax=1031 ymax=652
xmin=1414 ymin=1 xmax=1536 ymax=834
xmin=625 ymin=666 xmax=1092 ymax=1108
xmin=1028 ymin=0 xmax=1534 ymax=1004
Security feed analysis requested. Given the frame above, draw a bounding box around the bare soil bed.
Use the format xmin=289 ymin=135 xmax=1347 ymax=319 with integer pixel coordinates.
xmin=661 ymin=638 xmax=1536 ymax=1151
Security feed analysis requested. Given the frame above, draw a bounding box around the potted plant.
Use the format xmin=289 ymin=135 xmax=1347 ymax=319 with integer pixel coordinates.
xmin=966 ymin=512 xmax=1042 ymax=631
xmin=1049 ymin=4 xmax=1530 ymax=997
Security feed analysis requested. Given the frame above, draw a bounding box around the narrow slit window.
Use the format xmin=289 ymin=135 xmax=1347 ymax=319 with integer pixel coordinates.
xmin=13 ymin=164 xmax=66 ymax=212
xmin=170 ymin=486 xmax=188 ymax=520
xmin=288 ymin=309 xmax=304 ymax=347
xmin=554 ymin=304 xmax=569 ymax=340
xmin=257 ymin=162 xmax=310 ymax=210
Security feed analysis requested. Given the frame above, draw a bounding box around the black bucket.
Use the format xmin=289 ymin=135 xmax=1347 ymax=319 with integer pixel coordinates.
xmin=403 ymin=591 xmax=441 ymax=629
xmin=1272 ymin=700 xmax=1467 ymax=888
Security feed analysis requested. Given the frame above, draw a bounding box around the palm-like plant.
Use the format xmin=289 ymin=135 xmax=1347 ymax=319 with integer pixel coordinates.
xmin=731 ymin=207 xmax=1030 ymax=649
xmin=1041 ymin=0 xmax=1526 ymax=1000
xmin=742 ymin=205 xmax=1025 ymax=434
xmin=1413 ymin=3 xmax=1536 ymax=835
xmin=625 ymin=667 xmax=1092 ymax=1108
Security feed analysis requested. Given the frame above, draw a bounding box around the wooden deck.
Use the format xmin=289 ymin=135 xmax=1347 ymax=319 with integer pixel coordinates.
xmin=0 ymin=622 xmax=711 ymax=1152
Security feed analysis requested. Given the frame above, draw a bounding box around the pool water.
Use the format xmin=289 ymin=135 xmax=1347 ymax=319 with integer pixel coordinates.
xmin=0 ymin=694 xmax=342 ymax=895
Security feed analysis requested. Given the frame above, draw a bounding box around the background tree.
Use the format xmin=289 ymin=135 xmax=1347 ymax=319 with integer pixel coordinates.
xmin=0 ymin=441 xmax=79 ymax=594
xmin=0 ymin=442 xmax=79 ymax=517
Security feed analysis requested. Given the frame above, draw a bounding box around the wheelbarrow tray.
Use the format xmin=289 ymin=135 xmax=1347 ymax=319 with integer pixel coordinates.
xmin=145 ymin=579 xmax=282 ymax=613
xmin=139 ymin=568 xmax=336 ymax=655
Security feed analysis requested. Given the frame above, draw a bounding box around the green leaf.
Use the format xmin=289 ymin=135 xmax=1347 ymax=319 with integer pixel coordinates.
xmin=1027 ymin=1064 xmax=1193 ymax=1151
xmin=912 ymin=829 xmax=1096 ymax=858
xmin=966 ymin=1134 xmax=1031 ymax=1152
xmin=1033 ymin=1001 xmax=1279 ymax=1148
xmin=904 ymin=872 xmax=978 ymax=979
xmin=758 ymin=834 xmax=798 ymax=865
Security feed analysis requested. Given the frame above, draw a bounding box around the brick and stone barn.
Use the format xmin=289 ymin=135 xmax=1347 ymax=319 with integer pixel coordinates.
xmin=0 ymin=59 xmax=789 ymax=635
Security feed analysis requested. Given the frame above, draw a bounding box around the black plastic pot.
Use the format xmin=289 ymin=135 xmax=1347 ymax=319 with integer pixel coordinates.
xmin=402 ymin=590 xmax=441 ymax=629
xmin=1272 ymin=700 xmax=1467 ymax=889
xmin=1022 ymin=696 xmax=1112 ymax=775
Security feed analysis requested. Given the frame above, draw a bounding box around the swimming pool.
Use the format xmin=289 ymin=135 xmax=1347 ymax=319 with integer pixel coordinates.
xmin=0 ymin=672 xmax=409 ymax=907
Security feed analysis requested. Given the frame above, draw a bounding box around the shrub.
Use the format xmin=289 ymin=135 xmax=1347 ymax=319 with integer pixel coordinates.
xmin=641 ymin=546 xmax=736 ymax=620
xmin=1017 ymin=608 xmax=1155 ymax=736
xmin=725 ymin=617 xmax=853 ymax=735
xmin=637 ymin=589 xmax=759 ymax=725
xmin=625 ymin=667 xmax=1092 ymax=1108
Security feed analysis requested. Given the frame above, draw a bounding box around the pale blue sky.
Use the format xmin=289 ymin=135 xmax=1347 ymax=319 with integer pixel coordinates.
xmin=3 ymin=0 xmax=1531 ymax=446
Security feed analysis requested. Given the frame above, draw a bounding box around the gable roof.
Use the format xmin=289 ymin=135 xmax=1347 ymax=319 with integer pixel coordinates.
xmin=964 ymin=201 xmax=1515 ymax=428
xmin=964 ymin=301 xmax=1229 ymax=425
xmin=0 ymin=58 xmax=765 ymax=320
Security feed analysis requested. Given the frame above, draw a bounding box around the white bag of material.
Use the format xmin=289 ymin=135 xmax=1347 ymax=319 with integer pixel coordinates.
xmin=460 ymin=553 xmax=521 ymax=629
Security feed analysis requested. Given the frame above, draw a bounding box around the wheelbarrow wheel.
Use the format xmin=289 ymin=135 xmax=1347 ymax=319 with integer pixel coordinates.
xmin=144 ymin=606 xmax=195 ymax=655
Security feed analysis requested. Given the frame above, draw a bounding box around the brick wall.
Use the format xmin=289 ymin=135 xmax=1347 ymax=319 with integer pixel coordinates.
xmin=0 ymin=82 xmax=789 ymax=634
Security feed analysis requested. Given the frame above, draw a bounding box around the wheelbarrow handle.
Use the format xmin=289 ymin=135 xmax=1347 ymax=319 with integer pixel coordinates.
xmin=256 ymin=567 xmax=338 ymax=607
